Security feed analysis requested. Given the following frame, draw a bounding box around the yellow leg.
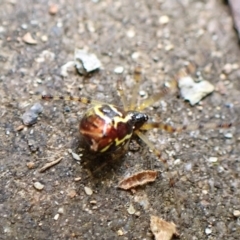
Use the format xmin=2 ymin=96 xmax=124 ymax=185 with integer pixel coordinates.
xmin=39 ymin=95 xmax=104 ymax=106
xmin=117 ymin=79 xmax=128 ymax=111
xmin=140 ymin=121 xmax=234 ymax=133
xmin=129 ymin=66 xmax=142 ymax=111
xmin=135 ymin=129 xmax=167 ymax=164
xmin=136 ymin=62 xmax=196 ymax=112
xmin=136 ymin=79 xmax=178 ymax=111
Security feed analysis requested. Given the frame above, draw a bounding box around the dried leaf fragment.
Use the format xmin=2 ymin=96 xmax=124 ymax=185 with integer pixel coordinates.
xmin=118 ymin=170 xmax=157 ymax=190
xmin=22 ymin=32 xmax=37 ymax=45
xmin=150 ymin=215 xmax=178 ymax=240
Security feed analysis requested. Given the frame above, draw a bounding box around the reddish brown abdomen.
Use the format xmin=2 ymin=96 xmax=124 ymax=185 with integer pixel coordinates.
xmin=79 ymin=105 xmax=133 ymax=153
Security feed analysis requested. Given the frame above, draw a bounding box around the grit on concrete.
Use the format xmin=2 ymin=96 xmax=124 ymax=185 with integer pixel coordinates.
xmin=1 ymin=0 xmax=240 ymax=239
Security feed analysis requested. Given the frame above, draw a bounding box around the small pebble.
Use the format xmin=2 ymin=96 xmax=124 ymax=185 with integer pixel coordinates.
xmin=49 ymin=4 xmax=58 ymax=15
xmin=205 ymin=227 xmax=212 ymax=235
xmin=131 ymin=52 xmax=140 ymax=59
xmin=232 ymin=63 xmax=239 ymax=70
xmin=185 ymin=162 xmax=193 ymax=171
xmin=127 ymin=204 xmax=136 ymax=215
xmin=86 ymin=21 xmax=95 ymax=33
xmin=30 ymin=102 xmax=43 ymax=114
xmin=174 ymin=159 xmax=182 ymax=165
xmin=222 ymin=63 xmax=233 ymax=74
xmin=135 ymin=211 xmax=141 ymax=217
xmin=58 ymin=207 xmax=64 ymax=214
xmin=117 ymin=229 xmax=124 ymax=236
xmin=15 ymin=125 xmax=25 ymax=131
xmin=202 ymin=190 xmax=208 ymax=195
xmin=139 ymin=90 xmax=148 ymax=99
xmin=224 ymin=133 xmax=233 ymax=139
xmin=22 ymin=111 xmax=38 ymax=126
xmin=33 ymin=182 xmax=44 ymax=190
xmin=165 ymin=44 xmax=174 ymax=51
xmin=208 ymin=157 xmax=218 ymax=163
xmin=0 ymin=26 xmax=6 ymax=33
xmin=22 ymin=32 xmax=37 ymax=45
xmin=74 ymin=49 xmax=102 ymax=75
xmin=236 ymin=217 xmax=240 ymax=226
xmin=84 ymin=186 xmax=93 ymax=196
xmin=159 ymin=15 xmax=170 ymax=25
xmin=30 ymin=20 xmax=39 ymax=26
xmin=64 ymin=106 xmax=71 ymax=112
xmin=74 ymin=177 xmax=81 ymax=182
xmin=22 ymin=103 xmax=43 ymax=126
xmin=27 ymin=162 xmax=35 ymax=169
xmin=21 ymin=24 xmax=28 ymax=29
xmin=233 ymin=210 xmax=240 ymax=217
xmin=67 ymin=189 xmax=77 ymax=198
xmin=126 ymin=29 xmax=135 ymax=38
xmin=220 ymin=73 xmax=227 ymax=80
xmin=53 ymin=214 xmax=60 ymax=220
xmin=114 ymin=66 xmax=124 ymax=74
xmin=196 ymin=28 xmax=205 ymax=37
xmin=41 ymin=35 xmax=48 ymax=42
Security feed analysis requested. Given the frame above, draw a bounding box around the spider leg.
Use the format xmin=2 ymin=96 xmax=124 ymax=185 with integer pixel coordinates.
xmin=140 ymin=121 xmax=234 ymax=133
xmin=136 ymin=79 xmax=177 ymax=111
xmin=136 ymin=62 xmax=196 ymax=112
xmin=129 ymin=66 xmax=142 ymax=111
xmin=40 ymin=94 xmax=104 ymax=105
xmin=117 ymin=79 xmax=128 ymax=111
xmin=135 ymin=129 xmax=167 ymax=164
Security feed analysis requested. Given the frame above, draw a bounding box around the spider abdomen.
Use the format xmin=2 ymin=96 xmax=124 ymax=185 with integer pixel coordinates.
xmin=79 ymin=104 xmax=134 ymax=153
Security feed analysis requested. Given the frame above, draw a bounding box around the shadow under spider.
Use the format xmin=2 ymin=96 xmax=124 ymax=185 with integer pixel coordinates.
xmin=75 ymin=137 xmax=128 ymax=181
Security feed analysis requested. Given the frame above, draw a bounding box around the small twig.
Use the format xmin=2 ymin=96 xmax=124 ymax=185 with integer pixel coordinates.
xmin=39 ymin=157 xmax=63 ymax=173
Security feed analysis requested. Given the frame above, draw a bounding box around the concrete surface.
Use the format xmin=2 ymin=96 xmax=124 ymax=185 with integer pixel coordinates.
xmin=0 ymin=0 xmax=240 ymax=239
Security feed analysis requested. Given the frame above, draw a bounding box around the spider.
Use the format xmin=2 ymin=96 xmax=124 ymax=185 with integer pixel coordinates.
xmin=39 ymin=65 xmax=234 ymax=163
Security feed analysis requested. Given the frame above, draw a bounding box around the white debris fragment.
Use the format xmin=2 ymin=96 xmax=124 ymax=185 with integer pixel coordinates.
xmin=233 ymin=210 xmax=240 ymax=217
xmin=165 ymin=44 xmax=174 ymax=51
xmin=127 ymin=204 xmax=136 ymax=215
xmin=114 ymin=66 xmax=124 ymax=74
xmin=224 ymin=132 xmax=233 ymax=139
xmin=208 ymin=157 xmax=218 ymax=163
xmin=33 ymin=182 xmax=44 ymax=190
xmin=58 ymin=207 xmax=64 ymax=214
xmin=74 ymin=49 xmax=102 ymax=75
xmin=131 ymin=51 xmax=141 ymax=60
xmin=178 ymin=76 xmax=214 ymax=105
xmin=60 ymin=61 xmax=75 ymax=77
xmin=205 ymin=227 xmax=212 ymax=235
xmin=126 ymin=29 xmax=135 ymax=38
xmin=159 ymin=15 xmax=170 ymax=25
xmin=53 ymin=214 xmax=60 ymax=221
xmin=117 ymin=229 xmax=124 ymax=236
xmin=68 ymin=149 xmax=82 ymax=161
